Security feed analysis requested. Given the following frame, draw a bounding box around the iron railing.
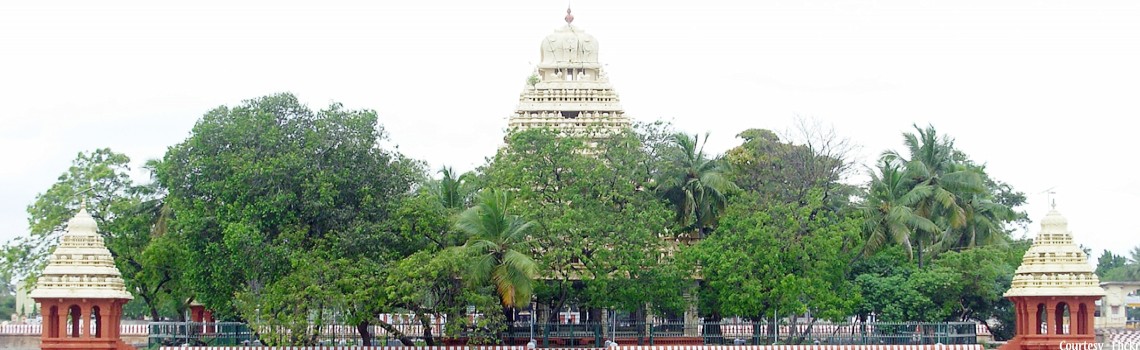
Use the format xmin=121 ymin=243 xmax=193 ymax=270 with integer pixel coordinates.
xmin=147 ymin=320 xmax=978 ymax=347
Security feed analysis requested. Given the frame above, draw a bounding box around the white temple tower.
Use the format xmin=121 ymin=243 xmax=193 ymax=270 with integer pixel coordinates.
xmin=507 ymin=9 xmax=631 ymax=136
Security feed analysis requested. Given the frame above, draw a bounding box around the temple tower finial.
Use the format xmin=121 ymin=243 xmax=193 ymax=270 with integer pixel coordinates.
xmin=565 ymin=7 xmax=574 ymax=24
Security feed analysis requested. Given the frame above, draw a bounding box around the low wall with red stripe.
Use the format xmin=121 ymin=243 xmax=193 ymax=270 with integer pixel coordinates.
xmin=0 ymin=323 xmax=995 ymax=337
xmin=0 ymin=323 xmax=149 ymax=335
xmin=156 ymin=345 xmax=985 ymax=350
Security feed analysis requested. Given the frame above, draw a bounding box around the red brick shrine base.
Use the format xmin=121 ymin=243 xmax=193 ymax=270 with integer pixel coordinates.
xmin=1000 ymin=295 xmax=1100 ymax=350
xmin=35 ymin=297 xmax=134 ymax=350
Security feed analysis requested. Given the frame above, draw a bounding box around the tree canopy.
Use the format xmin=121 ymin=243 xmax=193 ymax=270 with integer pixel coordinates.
xmin=0 ymin=93 xmax=1051 ymax=346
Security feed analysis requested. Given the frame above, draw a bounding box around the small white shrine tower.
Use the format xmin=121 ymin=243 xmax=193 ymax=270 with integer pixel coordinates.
xmin=30 ymin=203 xmax=135 ymax=350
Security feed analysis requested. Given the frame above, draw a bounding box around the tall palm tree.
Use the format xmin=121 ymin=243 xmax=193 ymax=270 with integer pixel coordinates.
xmin=658 ymin=132 xmax=738 ymax=239
xmin=454 ymin=189 xmax=539 ymax=318
xmin=882 ymin=124 xmax=984 ymax=266
xmin=933 ymin=191 xmax=1016 ymax=252
xmin=859 ymin=159 xmax=940 ymax=260
xmin=437 ymin=166 xmax=476 ymax=210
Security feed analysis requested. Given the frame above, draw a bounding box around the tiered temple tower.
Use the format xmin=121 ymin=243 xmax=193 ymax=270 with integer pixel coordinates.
xmin=507 ymin=9 xmax=631 ymax=137
xmin=1001 ymin=206 xmax=1104 ymax=350
xmin=30 ymin=204 xmax=135 ymax=350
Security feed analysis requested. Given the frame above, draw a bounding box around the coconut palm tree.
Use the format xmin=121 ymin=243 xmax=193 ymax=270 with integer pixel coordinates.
xmin=454 ymin=189 xmax=538 ymax=319
xmin=437 ymin=166 xmax=476 ymax=210
xmin=657 ymin=132 xmax=738 ymax=239
xmin=859 ymin=158 xmax=941 ymax=260
xmin=882 ymin=124 xmax=985 ymax=266
xmin=933 ymin=190 xmax=1016 ymax=253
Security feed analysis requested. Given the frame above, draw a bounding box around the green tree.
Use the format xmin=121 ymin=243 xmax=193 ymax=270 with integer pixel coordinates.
xmin=687 ymin=191 xmax=860 ymax=344
xmin=1102 ymin=246 xmax=1140 ymax=281
xmin=858 ymin=159 xmax=939 ymax=260
xmin=378 ymin=249 xmax=468 ymax=345
xmin=881 ymin=124 xmax=985 ymax=266
xmin=437 ymin=166 xmax=478 ymax=211
xmin=1095 ymin=250 xmax=1127 ymax=278
xmin=934 ymin=152 xmax=1026 ymax=251
xmin=873 ymin=124 xmax=1027 ymax=266
xmin=724 ymin=121 xmax=858 ymax=211
xmin=0 ymin=278 xmax=15 ymax=318
xmin=157 ymin=93 xmax=421 ymax=344
xmin=454 ymin=189 xmax=539 ymax=320
xmin=657 ymin=132 xmax=738 ymax=239
xmin=852 ymin=241 xmax=1028 ymax=340
xmin=484 ymin=126 xmax=681 ymax=325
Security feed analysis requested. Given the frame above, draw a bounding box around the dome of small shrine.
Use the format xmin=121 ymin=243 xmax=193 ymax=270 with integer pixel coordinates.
xmin=29 ymin=204 xmax=133 ymax=300
xmin=1004 ymin=207 xmax=1104 ymax=297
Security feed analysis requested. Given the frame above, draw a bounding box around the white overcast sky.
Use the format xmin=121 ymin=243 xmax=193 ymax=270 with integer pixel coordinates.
xmin=2 ymin=0 xmax=1138 ymax=261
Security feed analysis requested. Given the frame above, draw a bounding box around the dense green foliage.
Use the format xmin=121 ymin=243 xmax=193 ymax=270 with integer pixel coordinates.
xmin=1098 ymin=247 xmax=1140 ymax=282
xmin=688 ymin=192 xmax=861 ymax=322
xmin=2 ymin=93 xmax=1073 ymax=345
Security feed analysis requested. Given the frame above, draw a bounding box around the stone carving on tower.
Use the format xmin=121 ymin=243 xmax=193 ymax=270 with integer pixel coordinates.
xmin=1000 ymin=205 xmax=1104 ymax=350
xmin=507 ymin=9 xmax=631 ymax=137
xmin=30 ymin=203 xmax=135 ymax=350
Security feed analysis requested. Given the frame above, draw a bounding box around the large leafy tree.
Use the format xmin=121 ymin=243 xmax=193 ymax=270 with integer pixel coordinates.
xmin=484 ymin=127 xmax=682 ymax=325
xmin=657 ymin=132 xmax=738 ymax=239
xmin=723 ymin=122 xmax=858 ymax=211
xmin=1096 ymin=250 xmax=1129 ymax=278
xmin=157 ymin=93 xmax=420 ymax=343
xmin=1100 ymin=246 xmax=1140 ymax=281
xmin=687 ymin=191 xmax=861 ymax=344
xmin=852 ymin=241 xmax=1028 ymax=340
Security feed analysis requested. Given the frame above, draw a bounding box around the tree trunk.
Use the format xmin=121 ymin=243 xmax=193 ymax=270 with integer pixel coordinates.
xmin=357 ymin=320 xmax=373 ymax=346
xmin=417 ymin=311 xmax=436 ymax=346
xmin=138 ymin=292 xmax=161 ymax=321
xmin=503 ymin=305 xmax=516 ymax=324
xmin=148 ymin=302 xmax=160 ymax=322
xmin=790 ymin=314 xmax=800 ymax=344
xmin=376 ymin=319 xmax=415 ymax=346
xmin=795 ymin=316 xmax=817 ymax=345
xmin=917 ymin=239 xmax=925 ymax=269
xmin=548 ymin=284 xmax=569 ymax=322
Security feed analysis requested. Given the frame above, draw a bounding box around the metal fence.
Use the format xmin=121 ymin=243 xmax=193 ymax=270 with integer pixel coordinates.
xmin=148 ymin=322 xmax=257 ymax=347
xmin=147 ymin=320 xmax=978 ymax=347
xmin=501 ymin=321 xmax=977 ymax=347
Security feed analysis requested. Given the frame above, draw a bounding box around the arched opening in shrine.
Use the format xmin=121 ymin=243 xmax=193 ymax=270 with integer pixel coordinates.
xmin=68 ymin=305 xmax=81 ymax=338
xmin=92 ymin=305 xmax=103 ymax=338
xmin=1035 ymin=303 xmax=1046 ymax=334
xmin=1055 ymin=302 xmax=1070 ymax=335
xmin=47 ymin=305 xmax=60 ymax=338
